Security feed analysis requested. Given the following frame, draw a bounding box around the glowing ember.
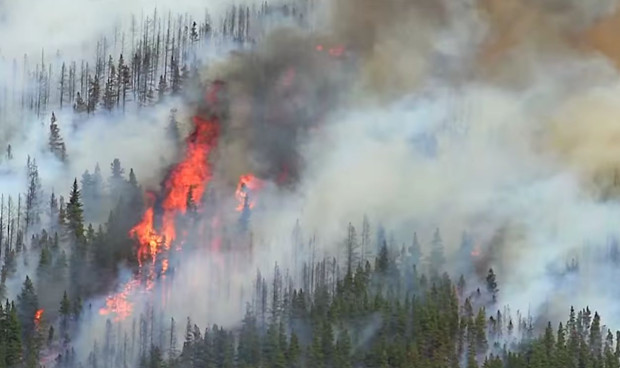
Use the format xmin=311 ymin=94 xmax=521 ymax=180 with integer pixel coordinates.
xmin=471 ymin=246 xmax=481 ymax=257
xmin=34 ymin=309 xmax=43 ymax=326
xmin=316 ymin=44 xmax=345 ymax=57
xmin=235 ymin=174 xmax=263 ymax=211
xmin=329 ymin=45 xmax=345 ymax=57
xmin=162 ymin=259 xmax=169 ymax=275
xmin=279 ymin=67 xmax=297 ymax=90
xmin=277 ymin=165 xmax=290 ymax=185
xmin=206 ymin=80 xmax=225 ymax=105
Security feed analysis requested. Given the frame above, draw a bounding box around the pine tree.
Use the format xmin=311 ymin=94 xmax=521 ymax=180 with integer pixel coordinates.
xmin=25 ymin=157 xmax=42 ymax=232
xmin=48 ymin=112 xmax=67 ymax=162
xmin=66 ymin=179 xmax=84 ymax=242
xmin=590 ymin=312 xmax=602 ymax=358
xmin=17 ymin=276 xmax=39 ymax=338
xmin=186 ymin=186 xmax=197 ymax=215
xmin=118 ymin=54 xmax=131 ymax=111
xmin=167 ymin=108 xmax=180 ymax=143
xmin=87 ymin=74 xmax=101 ymax=113
xmin=409 ymin=232 xmax=422 ymax=266
xmin=109 ymin=158 xmax=126 ymax=200
xmin=59 ymin=62 xmax=67 ymax=108
xmin=486 ymin=268 xmax=499 ymax=303
xmin=74 ymin=91 xmax=87 ymax=113
xmin=429 ymin=228 xmax=445 ymax=272
xmin=158 ymin=75 xmax=167 ymax=102
xmin=190 ymin=22 xmax=199 ymax=42
xmin=171 ymin=56 xmax=182 ymax=95
xmin=335 ymin=330 xmax=352 ymax=368
xmin=81 ymin=170 xmax=93 ymax=212
xmin=375 ymin=240 xmax=390 ymax=274
xmin=344 ymin=223 xmax=359 ymax=275
xmin=543 ymin=321 xmax=555 ymax=359
xmin=287 ymin=331 xmax=301 ymax=367
xmin=59 ymin=290 xmax=71 ymax=340
xmin=103 ymin=56 xmax=118 ymax=111
xmin=5 ymin=302 xmax=22 ymax=366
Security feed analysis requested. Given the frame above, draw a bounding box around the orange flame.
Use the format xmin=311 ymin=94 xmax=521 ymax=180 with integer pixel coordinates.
xmin=130 ymin=198 xmax=164 ymax=265
xmin=34 ymin=309 xmax=43 ymax=326
xmin=235 ymin=174 xmax=263 ymax=212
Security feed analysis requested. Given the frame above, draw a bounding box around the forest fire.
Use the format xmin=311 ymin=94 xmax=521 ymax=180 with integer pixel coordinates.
xmin=97 ymin=79 xmax=227 ymax=322
xmin=102 ymin=92 xmax=221 ymax=321
xmin=235 ymin=174 xmax=263 ymax=211
xmin=130 ymin=115 xmax=219 ymax=265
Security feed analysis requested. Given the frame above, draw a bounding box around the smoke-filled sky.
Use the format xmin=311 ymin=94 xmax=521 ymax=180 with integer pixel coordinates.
xmin=5 ymin=0 xmax=620 ymax=354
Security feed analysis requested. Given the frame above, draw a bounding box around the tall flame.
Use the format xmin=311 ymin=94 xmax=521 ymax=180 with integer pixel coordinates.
xmin=130 ymin=115 xmax=219 ymax=265
xmin=102 ymin=108 xmax=219 ymax=321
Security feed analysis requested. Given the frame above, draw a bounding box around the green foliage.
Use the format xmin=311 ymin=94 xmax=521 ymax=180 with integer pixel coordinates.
xmin=66 ymin=178 xmax=85 ymax=242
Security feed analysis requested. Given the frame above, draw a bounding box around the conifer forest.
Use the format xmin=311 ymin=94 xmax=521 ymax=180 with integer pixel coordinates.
xmin=4 ymin=0 xmax=620 ymax=367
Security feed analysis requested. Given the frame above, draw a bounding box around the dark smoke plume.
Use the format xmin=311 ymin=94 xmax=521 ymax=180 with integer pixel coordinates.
xmin=201 ymin=27 xmax=356 ymax=189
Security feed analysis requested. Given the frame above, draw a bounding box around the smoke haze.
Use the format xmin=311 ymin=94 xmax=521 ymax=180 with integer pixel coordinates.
xmin=5 ymin=0 xmax=620 ymax=362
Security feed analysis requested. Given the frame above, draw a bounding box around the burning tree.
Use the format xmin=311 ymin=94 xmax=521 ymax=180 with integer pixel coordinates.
xmin=130 ymin=114 xmax=219 ymax=266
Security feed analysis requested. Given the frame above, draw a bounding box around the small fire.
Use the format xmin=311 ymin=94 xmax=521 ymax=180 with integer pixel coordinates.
xmin=34 ymin=309 xmax=43 ymax=326
xmin=235 ymin=174 xmax=263 ymax=211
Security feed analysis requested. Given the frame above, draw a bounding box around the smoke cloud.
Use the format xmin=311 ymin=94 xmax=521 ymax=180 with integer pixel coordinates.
xmin=237 ymin=0 xmax=620 ymax=330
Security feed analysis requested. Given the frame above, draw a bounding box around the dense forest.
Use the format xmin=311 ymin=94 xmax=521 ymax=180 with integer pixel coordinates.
xmin=1 ymin=215 xmax=619 ymax=368
xmin=0 ymin=0 xmax=618 ymax=368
